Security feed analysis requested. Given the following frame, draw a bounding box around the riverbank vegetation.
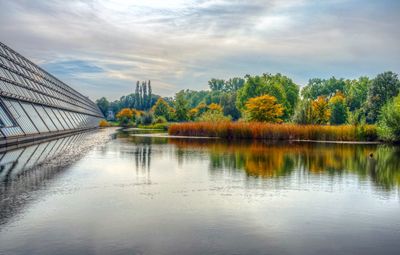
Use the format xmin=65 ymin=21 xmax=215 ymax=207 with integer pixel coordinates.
xmin=168 ymin=122 xmax=377 ymax=141
xmin=97 ymin=71 xmax=400 ymax=142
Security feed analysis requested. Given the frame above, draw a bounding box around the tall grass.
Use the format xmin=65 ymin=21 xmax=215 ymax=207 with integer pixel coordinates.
xmin=168 ymin=121 xmax=378 ymax=141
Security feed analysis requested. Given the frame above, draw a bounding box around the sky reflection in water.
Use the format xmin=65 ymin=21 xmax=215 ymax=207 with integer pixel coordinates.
xmin=0 ymin=130 xmax=399 ymax=255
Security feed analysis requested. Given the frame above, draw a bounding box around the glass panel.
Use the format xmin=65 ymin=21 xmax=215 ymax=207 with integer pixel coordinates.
xmin=43 ymin=107 xmax=64 ymax=130
xmin=3 ymin=99 xmax=37 ymax=134
xmin=59 ymin=110 xmax=74 ymax=129
xmin=19 ymin=102 xmax=49 ymax=133
xmin=65 ymin=111 xmax=78 ymax=128
xmin=72 ymin=113 xmax=83 ymax=128
xmin=0 ymin=101 xmax=15 ymax=127
xmin=1 ymin=126 xmax=24 ymax=137
xmin=33 ymin=105 xmax=58 ymax=132
xmin=52 ymin=109 xmax=69 ymax=129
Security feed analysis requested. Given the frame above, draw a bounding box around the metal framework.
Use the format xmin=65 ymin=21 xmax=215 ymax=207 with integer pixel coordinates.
xmin=0 ymin=41 xmax=103 ymax=146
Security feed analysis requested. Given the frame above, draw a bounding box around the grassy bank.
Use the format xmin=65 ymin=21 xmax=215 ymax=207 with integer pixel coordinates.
xmin=168 ymin=122 xmax=378 ymax=141
xmin=137 ymin=123 xmax=170 ymax=130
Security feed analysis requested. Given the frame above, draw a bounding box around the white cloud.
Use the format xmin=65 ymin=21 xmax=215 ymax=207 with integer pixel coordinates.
xmin=0 ymin=0 xmax=399 ymax=100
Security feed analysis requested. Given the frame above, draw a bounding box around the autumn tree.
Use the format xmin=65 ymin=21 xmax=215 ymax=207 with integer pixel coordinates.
xmin=188 ymin=108 xmax=199 ymax=121
xmin=245 ymin=94 xmax=284 ymax=123
xmin=208 ymin=103 xmax=223 ymax=113
xmin=188 ymin=103 xmax=225 ymax=121
xmin=312 ymin=96 xmax=330 ymax=124
xmin=116 ymin=108 xmax=135 ymax=126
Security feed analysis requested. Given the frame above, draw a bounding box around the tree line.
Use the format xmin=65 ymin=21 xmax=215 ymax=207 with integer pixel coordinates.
xmin=96 ymin=71 xmax=400 ymax=141
xmin=96 ymin=80 xmax=159 ymax=116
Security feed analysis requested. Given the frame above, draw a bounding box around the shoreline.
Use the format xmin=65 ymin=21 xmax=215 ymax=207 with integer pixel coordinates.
xmin=129 ymin=132 xmax=382 ymax=144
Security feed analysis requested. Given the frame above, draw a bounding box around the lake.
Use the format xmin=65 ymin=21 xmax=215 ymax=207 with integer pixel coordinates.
xmin=0 ymin=129 xmax=399 ymax=255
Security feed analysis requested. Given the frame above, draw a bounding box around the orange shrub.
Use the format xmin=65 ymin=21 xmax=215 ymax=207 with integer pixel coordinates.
xmin=99 ymin=119 xmax=110 ymax=128
xmin=168 ymin=122 xmax=378 ymax=141
xmin=116 ymin=108 xmax=134 ymax=119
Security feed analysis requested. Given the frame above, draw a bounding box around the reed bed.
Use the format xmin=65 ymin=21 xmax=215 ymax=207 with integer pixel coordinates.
xmin=168 ymin=121 xmax=378 ymax=141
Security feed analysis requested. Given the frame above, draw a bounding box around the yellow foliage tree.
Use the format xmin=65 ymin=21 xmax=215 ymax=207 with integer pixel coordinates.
xmin=312 ymin=96 xmax=330 ymax=124
xmin=208 ymin=103 xmax=223 ymax=113
xmin=116 ymin=108 xmax=135 ymax=126
xmin=245 ymin=94 xmax=284 ymax=123
xmin=116 ymin=108 xmax=134 ymax=119
xmin=188 ymin=108 xmax=199 ymax=121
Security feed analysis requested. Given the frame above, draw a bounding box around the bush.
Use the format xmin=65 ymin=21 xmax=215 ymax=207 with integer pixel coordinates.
xmin=154 ymin=116 xmax=167 ymax=124
xmin=378 ymin=95 xmax=400 ymax=142
xmin=116 ymin=108 xmax=136 ymax=127
xmin=138 ymin=122 xmax=170 ymax=131
xmin=197 ymin=111 xmax=231 ymax=122
xmin=152 ymin=123 xmax=170 ymax=130
xmin=139 ymin=112 xmax=154 ymax=125
xmin=99 ymin=119 xmax=110 ymax=128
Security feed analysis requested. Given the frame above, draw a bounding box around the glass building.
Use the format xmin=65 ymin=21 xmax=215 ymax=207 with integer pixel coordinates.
xmin=0 ymin=41 xmax=103 ymax=146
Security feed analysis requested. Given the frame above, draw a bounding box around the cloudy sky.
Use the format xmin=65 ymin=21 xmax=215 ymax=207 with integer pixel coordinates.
xmin=0 ymin=0 xmax=399 ymax=100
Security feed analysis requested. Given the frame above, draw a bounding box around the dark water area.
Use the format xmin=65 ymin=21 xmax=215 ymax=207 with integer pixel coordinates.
xmin=0 ymin=129 xmax=399 ymax=255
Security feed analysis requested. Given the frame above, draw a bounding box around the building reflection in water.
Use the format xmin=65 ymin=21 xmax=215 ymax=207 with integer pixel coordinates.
xmin=0 ymin=135 xmax=79 ymax=183
xmin=0 ymin=131 xmax=107 ymax=225
xmin=170 ymin=139 xmax=400 ymax=191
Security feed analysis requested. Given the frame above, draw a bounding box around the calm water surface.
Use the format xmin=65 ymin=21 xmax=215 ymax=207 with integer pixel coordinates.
xmin=0 ymin=129 xmax=399 ymax=255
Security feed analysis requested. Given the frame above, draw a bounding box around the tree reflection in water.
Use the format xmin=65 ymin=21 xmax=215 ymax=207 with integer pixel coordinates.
xmin=170 ymin=139 xmax=400 ymax=191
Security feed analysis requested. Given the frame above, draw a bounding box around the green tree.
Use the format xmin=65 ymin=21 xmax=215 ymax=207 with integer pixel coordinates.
xmin=208 ymin=79 xmax=225 ymax=91
xmin=302 ymin=77 xmax=346 ymax=100
xmin=224 ymin=78 xmax=245 ymax=92
xmin=245 ymin=94 xmax=284 ymax=123
xmin=345 ymin=77 xmax=370 ymax=112
xmin=292 ymin=99 xmax=313 ymax=124
xmin=174 ymin=91 xmax=189 ymax=121
xmin=152 ymin=98 xmax=173 ymax=121
xmin=134 ymin=81 xmax=140 ymax=109
xmin=147 ymin=80 xmax=152 ymax=109
xmin=366 ymin=71 xmax=400 ymax=123
xmin=220 ymin=92 xmax=241 ymax=120
xmin=236 ymin=73 xmax=299 ymax=120
xmin=96 ymin=97 xmax=109 ymax=116
xmin=378 ymin=94 xmax=400 ymax=142
xmin=329 ymin=92 xmax=348 ymax=125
